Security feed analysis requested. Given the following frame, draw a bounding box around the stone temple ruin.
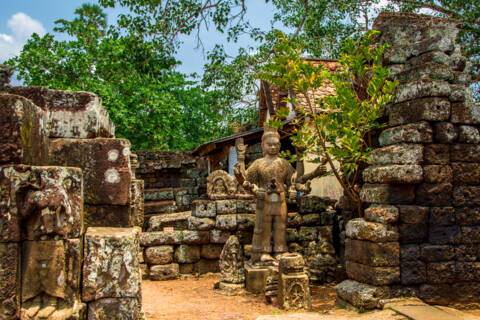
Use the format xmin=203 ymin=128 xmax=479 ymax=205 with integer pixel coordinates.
xmin=1 ymin=10 xmax=480 ymax=320
xmin=0 ymin=85 xmax=143 ymax=318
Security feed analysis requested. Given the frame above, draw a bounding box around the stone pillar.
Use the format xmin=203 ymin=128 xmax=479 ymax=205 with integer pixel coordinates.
xmin=338 ymin=12 xmax=480 ymax=309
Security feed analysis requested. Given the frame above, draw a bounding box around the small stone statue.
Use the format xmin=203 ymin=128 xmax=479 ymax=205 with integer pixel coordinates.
xmin=216 ymin=235 xmax=245 ymax=294
xmin=234 ymin=128 xmax=327 ymax=264
xmin=278 ymin=253 xmax=311 ymax=310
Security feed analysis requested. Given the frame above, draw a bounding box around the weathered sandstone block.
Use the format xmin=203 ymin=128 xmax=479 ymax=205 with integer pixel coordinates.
xmin=144 ymin=246 xmax=174 ymax=265
xmin=387 ymin=98 xmax=450 ymax=126
xmin=394 ymin=81 xmax=451 ymax=104
xmin=345 ymin=239 xmax=399 ymax=267
xmin=6 ymin=87 xmax=114 ymax=138
xmin=416 ymin=183 xmax=452 ymax=206
xmin=363 ymin=165 xmax=423 ymax=184
xmin=149 ymin=264 xmax=179 ymax=280
xmin=147 ymin=211 xmax=190 ymax=231
xmin=346 ymin=261 xmax=400 ymax=285
xmin=434 ymin=122 xmax=458 ymax=143
xmin=0 ymin=165 xmax=83 ymax=242
xmin=130 ymin=179 xmax=144 ymax=228
xmin=140 ymin=230 xmax=210 ymax=246
xmin=201 ymin=244 xmax=223 ymax=260
xmin=453 ymin=186 xmax=480 ymax=207
xmin=174 ymin=245 xmax=201 ymax=264
xmin=49 ymin=138 xmax=131 ymax=205
xmin=187 ymin=216 xmax=215 ymax=231
xmin=87 ymin=298 xmax=141 ymax=320
xmin=423 ymin=165 xmax=452 ymax=184
xmin=215 ymin=214 xmax=237 ymax=231
xmin=379 ymin=122 xmax=432 ymax=146
xmin=336 ymin=280 xmax=389 ymax=310
xmin=0 ymin=94 xmax=49 ymax=165
xmin=346 ymin=219 xmax=399 ymax=242
xmin=84 ymin=205 xmax=135 ymax=228
xmin=192 ymin=200 xmax=216 ymax=218
xmin=424 ymin=144 xmax=450 ymax=164
xmin=458 ymin=125 xmax=480 ymax=143
xmin=369 ymin=144 xmax=423 ymax=165
xmin=209 ymin=230 xmax=231 ymax=244
xmin=82 ymin=228 xmax=141 ymax=301
xmin=364 ymin=205 xmax=399 ymax=224
xmin=360 ymin=184 xmax=415 ymax=204
xmin=216 ymin=200 xmax=237 ymax=215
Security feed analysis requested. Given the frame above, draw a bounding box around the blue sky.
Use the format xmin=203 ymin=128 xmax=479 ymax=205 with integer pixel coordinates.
xmin=0 ymin=0 xmax=278 ymax=75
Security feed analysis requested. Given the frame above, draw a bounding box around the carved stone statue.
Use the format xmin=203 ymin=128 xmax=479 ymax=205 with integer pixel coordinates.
xmin=207 ymin=170 xmax=237 ymax=200
xmin=219 ymin=235 xmax=245 ymax=284
xmin=234 ymin=128 xmax=326 ymax=264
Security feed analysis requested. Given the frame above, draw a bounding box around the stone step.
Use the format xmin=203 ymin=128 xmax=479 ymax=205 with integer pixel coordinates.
xmin=144 ymin=200 xmax=178 ymax=214
xmin=384 ymin=298 xmax=475 ymax=320
xmin=147 ymin=211 xmax=191 ymax=231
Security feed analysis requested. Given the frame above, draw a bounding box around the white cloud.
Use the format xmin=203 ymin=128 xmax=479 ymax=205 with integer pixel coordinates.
xmin=0 ymin=12 xmax=45 ymax=62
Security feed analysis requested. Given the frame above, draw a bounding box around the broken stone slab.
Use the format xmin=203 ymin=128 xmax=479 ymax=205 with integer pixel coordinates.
xmin=147 ymin=211 xmax=190 ymax=231
xmin=6 ymin=86 xmax=114 ymax=139
xmin=387 ymin=98 xmax=451 ymax=126
xmin=379 ymin=122 xmax=433 ymax=146
xmin=369 ymin=144 xmax=423 ymax=165
xmin=346 ymin=218 xmax=399 ymax=242
xmin=144 ymin=246 xmax=174 ymax=265
xmin=149 ymin=263 xmax=179 ymax=280
xmin=364 ymin=205 xmax=399 ymax=224
xmin=345 ymin=239 xmax=399 ymax=267
xmin=82 ymin=227 xmax=141 ymax=302
xmin=363 ymin=165 xmax=423 ymax=184
xmin=0 ymin=165 xmax=83 ymax=242
xmin=49 ymin=138 xmax=131 ymax=205
xmin=346 ymin=261 xmax=400 ymax=286
xmin=360 ymin=184 xmax=415 ymax=204
xmin=174 ymin=245 xmax=201 ymax=264
xmin=336 ymin=279 xmax=390 ymax=310
xmin=20 ymin=239 xmax=84 ymax=319
xmin=140 ymin=230 xmax=210 ymax=246
xmin=192 ymin=200 xmax=216 ymax=218
xmin=87 ymin=298 xmax=141 ymax=320
xmin=0 ymin=243 xmax=19 ymax=319
xmin=0 ymin=94 xmax=49 ymax=165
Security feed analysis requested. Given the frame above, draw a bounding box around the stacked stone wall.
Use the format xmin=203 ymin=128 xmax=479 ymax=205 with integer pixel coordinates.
xmin=140 ymin=196 xmax=340 ymax=282
xmin=0 ymin=84 xmax=143 ymax=319
xmin=137 ymin=151 xmax=208 ymax=220
xmin=338 ymin=12 xmax=480 ymax=309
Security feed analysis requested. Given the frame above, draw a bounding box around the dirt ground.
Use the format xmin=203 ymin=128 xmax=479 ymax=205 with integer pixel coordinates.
xmin=141 ymin=275 xmax=480 ymax=320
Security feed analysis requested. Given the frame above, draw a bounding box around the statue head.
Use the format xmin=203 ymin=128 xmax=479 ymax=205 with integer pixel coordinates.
xmin=261 ymin=128 xmax=281 ymax=156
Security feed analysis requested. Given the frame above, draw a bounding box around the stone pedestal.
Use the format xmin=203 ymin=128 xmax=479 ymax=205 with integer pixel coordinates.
xmin=245 ymin=262 xmax=270 ymax=294
xmin=277 ymin=254 xmax=311 ymax=310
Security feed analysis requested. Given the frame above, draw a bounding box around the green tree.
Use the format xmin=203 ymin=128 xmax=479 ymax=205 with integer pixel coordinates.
xmin=7 ymin=3 xmax=256 ymax=150
xmin=258 ymin=30 xmax=397 ymax=213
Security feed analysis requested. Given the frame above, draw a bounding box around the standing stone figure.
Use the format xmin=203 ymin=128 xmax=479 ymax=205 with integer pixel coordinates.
xmin=216 ymin=235 xmax=245 ymax=294
xmin=235 ymin=128 xmax=326 ymax=264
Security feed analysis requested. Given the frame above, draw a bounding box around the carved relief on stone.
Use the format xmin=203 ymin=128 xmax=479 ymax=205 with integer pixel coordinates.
xmin=207 ymin=170 xmax=237 ymax=200
xmin=278 ymin=253 xmax=311 ymax=310
xmin=0 ymin=166 xmax=83 ymax=242
xmin=20 ymin=239 xmax=84 ymax=319
xmin=219 ymin=235 xmax=245 ymax=284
